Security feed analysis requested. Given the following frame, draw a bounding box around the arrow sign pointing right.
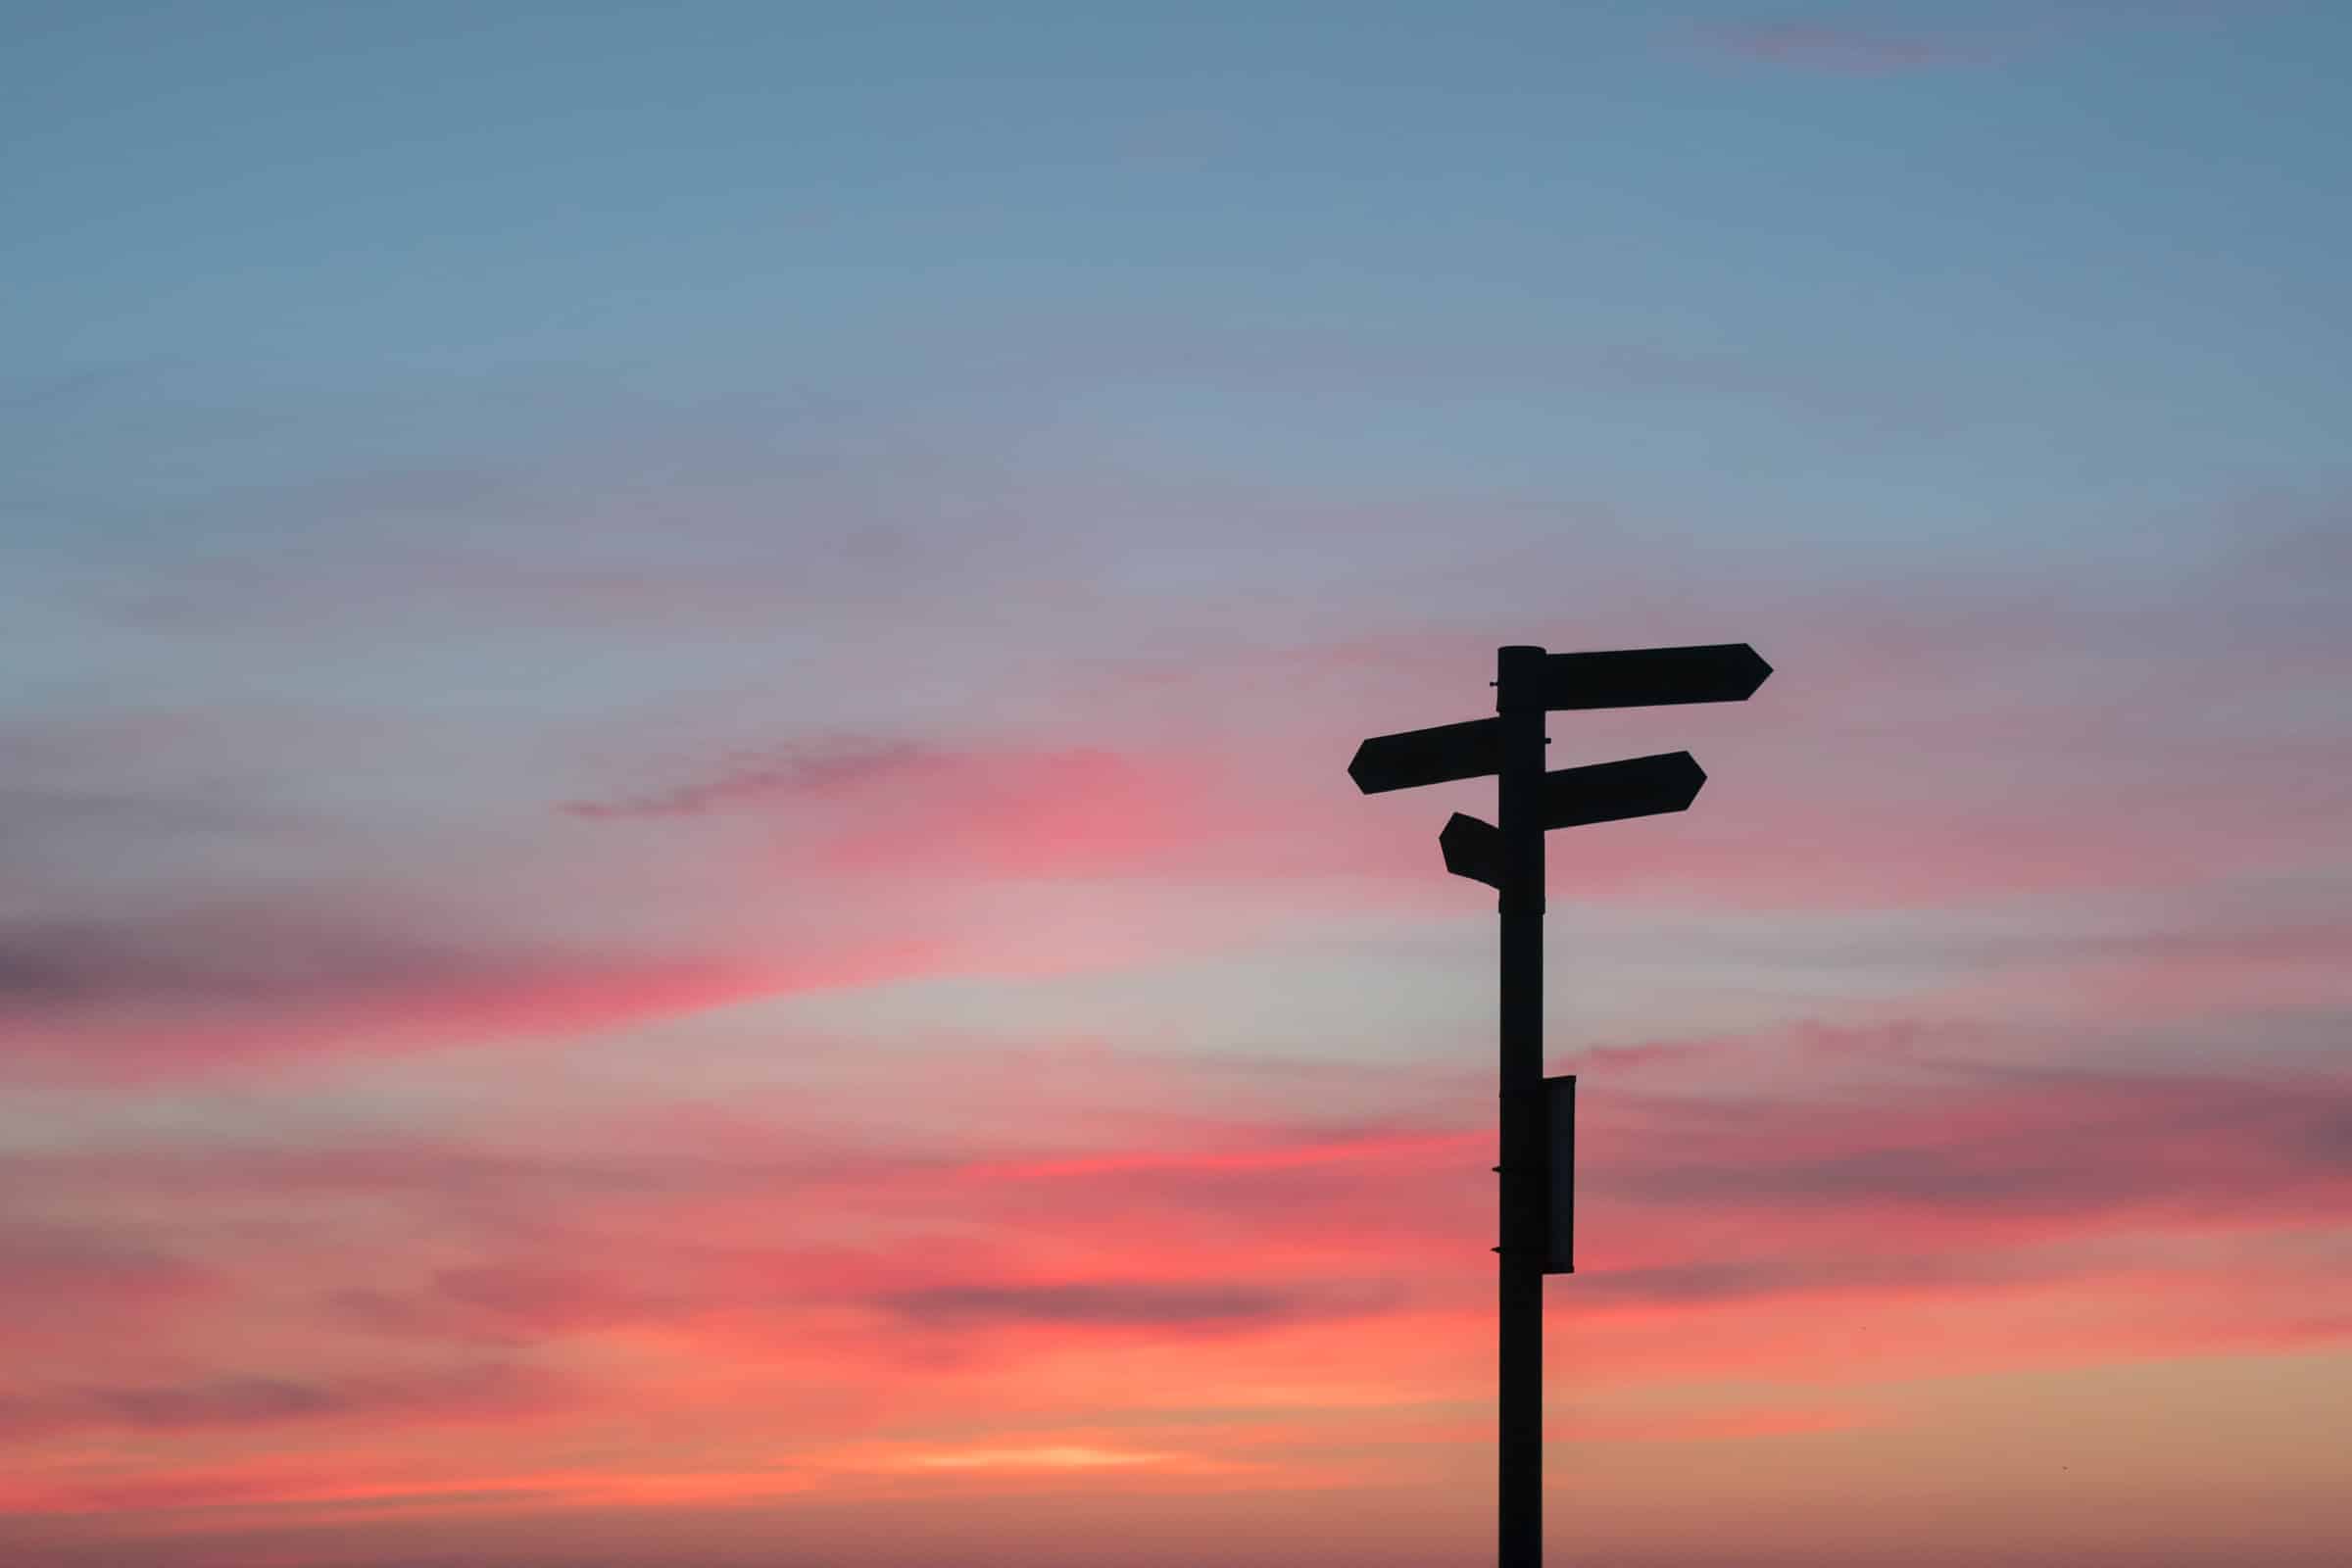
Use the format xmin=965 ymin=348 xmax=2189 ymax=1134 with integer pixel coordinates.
xmin=1348 ymin=716 xmax=1502 ymax=795
xmin=1542 ymin=751 xmax=1706 ymax=829
xmin=1536 ymin=643 xmax=1771 ymax=711
xmin=1442 ymin=754 xmax=1703 ymax=888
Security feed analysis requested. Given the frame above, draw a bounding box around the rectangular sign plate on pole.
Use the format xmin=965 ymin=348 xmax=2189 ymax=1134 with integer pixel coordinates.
xmin=1544 ymin=1074 xmax=1575 ymax=1275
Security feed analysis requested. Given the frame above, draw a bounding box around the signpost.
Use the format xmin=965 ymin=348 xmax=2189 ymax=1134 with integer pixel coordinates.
xmin=1348 ymin=642 xmax=1770 ymax=1568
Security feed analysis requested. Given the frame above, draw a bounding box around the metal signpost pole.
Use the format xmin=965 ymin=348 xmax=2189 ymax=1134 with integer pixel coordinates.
xmin=1495 ymin=645 xmax=1547 ymax=1568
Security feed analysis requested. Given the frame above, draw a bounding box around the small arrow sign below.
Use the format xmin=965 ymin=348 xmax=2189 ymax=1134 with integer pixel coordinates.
xmin=1440 ymin=812 xmax=1503 ymax=888
xmin=1537 ymin=644 xmax=1771 ymax=711
xmin=1542 ymin=751 xmax=1706 ymax=830
xmin=1348 ymin=716 xmax=1501 ymax=795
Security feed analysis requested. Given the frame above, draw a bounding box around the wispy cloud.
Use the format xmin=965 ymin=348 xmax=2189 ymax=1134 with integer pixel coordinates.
xmin=0 ymin=905 xmax=889 ymax=1078
xmin=0 ymin=1364 xmax=563 ymax=1441
xmin=559 ymin=737 xmax=937 ymax=818
xmin=562 ymin=735 xmax=1267 ymax=884
xmin=1692 ymin=21 xmax=1983 ymax=74
xmin=880 ymin=1280 xmax=1400 ymax=1332
xmin=0 ymin=1225 xmax=216 ymax=1352
xmin=0 ymin=1031 xmax=2344 ymax=1544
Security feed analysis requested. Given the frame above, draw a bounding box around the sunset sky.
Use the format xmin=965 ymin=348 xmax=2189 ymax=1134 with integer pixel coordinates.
xmin=5 ymin=3 xmax=2349 ymax=1564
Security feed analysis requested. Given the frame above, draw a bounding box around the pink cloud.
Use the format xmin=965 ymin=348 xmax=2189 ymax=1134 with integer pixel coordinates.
xmin=0 ymin=1108 xmax=2339 ymax=1554
xmin=0 ymin=1226 xmax=213 ymax=1308
xmin=1550 ymin=1401 xmax=1878 ymax=1443
xmin=0 ymin=1362 xmax=567 ymax=1442
xmin=558 ymin=736 xmax=938 ymax=819
xmin=554 ymin=711 xmax=2295 ymax=921
xmin=1588 ymin=1062 xmax=2352 ymax=1238
xmin=9 ymin=1044 xmax=2342 ymax=1382
xmin=0 ymin=905 xmax=940 ymax=1079
xmin=818 ymin=747 xmax=1213 ymax=880
xmin=564 ymin=735 xmax=1256 ymax=883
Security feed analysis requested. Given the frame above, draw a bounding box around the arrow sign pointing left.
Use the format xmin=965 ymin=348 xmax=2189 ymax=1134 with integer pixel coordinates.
xmin=1440 ymin=812 xmax=1503 ymax=888
xmin=1348 ymin=716 xmax=1501 ymax=795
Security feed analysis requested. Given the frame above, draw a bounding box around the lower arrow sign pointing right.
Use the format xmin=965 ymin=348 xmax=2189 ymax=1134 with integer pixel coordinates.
xmin=1541 ymin=751 xmax=1705 ymax=830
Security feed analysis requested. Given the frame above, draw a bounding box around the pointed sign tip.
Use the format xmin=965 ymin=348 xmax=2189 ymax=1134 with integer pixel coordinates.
xmin=1742 ymin=644 xmax=1774 ymax=690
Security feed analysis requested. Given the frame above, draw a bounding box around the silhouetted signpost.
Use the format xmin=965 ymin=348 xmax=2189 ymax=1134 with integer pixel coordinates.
xmin=1348 ymin=642 xmax=1771 ymax=1568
